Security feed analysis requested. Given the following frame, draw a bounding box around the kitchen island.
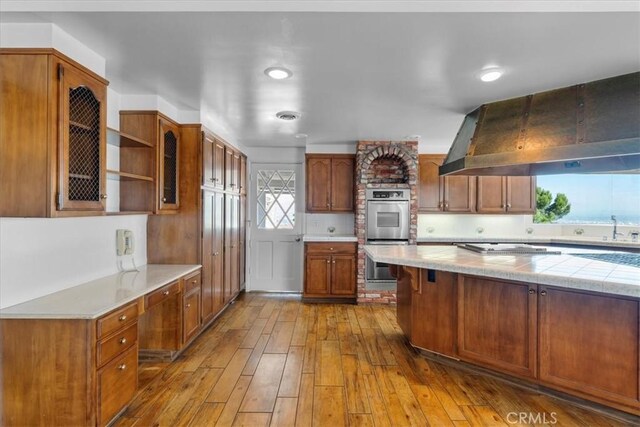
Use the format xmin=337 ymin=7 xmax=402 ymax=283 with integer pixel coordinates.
xmin=364 ymin=244 xmax=640 ymax=416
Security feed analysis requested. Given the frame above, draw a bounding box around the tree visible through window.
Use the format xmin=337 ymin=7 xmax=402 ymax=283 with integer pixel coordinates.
xmin=534 ymin=174 xmax=640 ymax=225
xmin=257 ymin=170 xmax=296 ymax=229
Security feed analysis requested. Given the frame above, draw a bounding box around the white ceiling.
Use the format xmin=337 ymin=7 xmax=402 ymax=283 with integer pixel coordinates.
xmin=2 ymin=3 xmax=639 ymax=150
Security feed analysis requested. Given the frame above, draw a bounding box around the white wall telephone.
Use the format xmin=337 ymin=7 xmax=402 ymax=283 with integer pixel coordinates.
xmin=116 ymin=229 xmax=135 ymax=256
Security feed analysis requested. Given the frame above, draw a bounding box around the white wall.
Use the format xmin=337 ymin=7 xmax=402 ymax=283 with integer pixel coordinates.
xmin=0 ymin=215 xmax=148 ymax=308
xmin=306 ymin=142 xmax=356 ymax=154
xmin=0 ymin=24 xmax=150 ymax=308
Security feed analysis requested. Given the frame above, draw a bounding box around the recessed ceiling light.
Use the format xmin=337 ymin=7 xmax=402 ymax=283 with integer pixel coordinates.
xmin=264 ymin=67 xmax=292 ymax=80
xmin=276 ymin=111 xmax=301 ymax=121
xmin=295 ymin=133 xmax=308 ymax=139
xmin=479 ymin=68 xmax=503 ymax=82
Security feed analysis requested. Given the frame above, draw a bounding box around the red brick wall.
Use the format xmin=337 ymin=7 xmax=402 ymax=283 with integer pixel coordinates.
xmin=355 ymin=140 xmax=419 ymax=305
xmin=366 ymin=157 xmax=409 ymax=184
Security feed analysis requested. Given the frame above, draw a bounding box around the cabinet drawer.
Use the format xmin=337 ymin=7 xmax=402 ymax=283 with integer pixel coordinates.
xmin=184 ymin=271 xmax=202 ymax=294
xmin=146 ymin=281 xmax=180 ymax=310
xmin=97 ymin=344 xmax=138 ymax=426
xmin=97 ymin=302 xmax=138 ymax=339
xmin=97 ymin=322 xmax=138 ymax=367
xmin=305 ymin=242 xmax=356 ymax=254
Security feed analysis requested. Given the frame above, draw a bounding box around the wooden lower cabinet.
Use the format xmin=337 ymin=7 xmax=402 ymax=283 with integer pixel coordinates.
xmin=183 ymin=288 xmax=202 ymax=344
xmin=395 ymin=268 xmax=640 ymax=415
xmin=538 ymin=286 xmax=640 ymax=411
xmin=303 ymin=242 xmax=357 ymax=299
xmin=97 ymin=344 xmax=138 ymax=426
xmin=412 ymin=270 xmax=457 ymax=357
xmin=0 ymin=306 xmax=139 ymax=426
xmin=457 ymin=275 xmax=537 ymax=379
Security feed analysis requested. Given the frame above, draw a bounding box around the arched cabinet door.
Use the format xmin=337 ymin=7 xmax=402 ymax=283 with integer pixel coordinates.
xmin=158 ymin=117 xmax=180 ymax=212
xmin=58 ymin=63 xmax=107 ymax=212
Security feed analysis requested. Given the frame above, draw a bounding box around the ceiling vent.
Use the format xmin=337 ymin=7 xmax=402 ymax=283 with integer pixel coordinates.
xmin=276 ymin=111 xmax=301 ymax=121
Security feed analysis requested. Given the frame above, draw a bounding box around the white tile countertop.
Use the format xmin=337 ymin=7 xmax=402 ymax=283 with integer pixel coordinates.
xmin=364 ymin=245 xmax=640 ymax=298
xmin=417 ymin=236 xmax=640 ymax=249
xmin=0 ymin=264 xmax=201 ymax=319
xmin=303 ymin=234 xmax=358 ymax=242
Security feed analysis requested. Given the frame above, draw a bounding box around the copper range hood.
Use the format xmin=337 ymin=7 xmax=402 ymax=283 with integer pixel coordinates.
xmin=440 ymin=72 xmax=640 ymax=176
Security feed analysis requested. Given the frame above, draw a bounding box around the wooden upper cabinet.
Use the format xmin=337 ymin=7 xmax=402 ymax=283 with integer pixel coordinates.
xmin=202 ymin=133 xmax=214 ymax=187
xmin=418 ymin=155 xmax=444 ymax=212
xmin=213 ymin=139 xmax=225 ymax=190
xmin=306 ymin=154 xmax=354 ymax=213
xmin=202 ymin=133 xmax=226 ymax=190
xmin=239 ymin=156 xmax=247 ymax=195
xmin=306 ymin=156 xmax=331 ymax=211
xmin=418 ymin=155 xmax=475 ymax=213
xmin=233 ymin=153 xmax=242 ymax=194
xmin=225 ymin=148 xmax=236 ymax=192
xmin=330 ymin=156 xmax=355 ymax=211
xmin=477 ymin=176 xmax=536 ymax=214
xmin=0 ymin=49 xmax=108 ymax=217
xmin=158 ymin=118 xmax=180 ymax=212
xmin=506 ymin=176 xmax=536 ymax=213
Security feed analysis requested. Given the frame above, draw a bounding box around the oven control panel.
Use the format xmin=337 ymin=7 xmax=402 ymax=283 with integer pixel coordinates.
xmin=366 ymin=189 xmax=410 ymax=201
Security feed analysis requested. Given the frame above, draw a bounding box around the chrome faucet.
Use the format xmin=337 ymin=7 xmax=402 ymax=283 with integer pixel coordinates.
xmin=611 ymin=215 xmax=625 ymax=240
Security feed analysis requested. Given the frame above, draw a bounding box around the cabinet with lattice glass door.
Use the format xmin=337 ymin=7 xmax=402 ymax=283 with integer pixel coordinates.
xmin=158 ymin=117 xmax=180 ymax=212
xmin=0 ymin=49 xmax=109 ymax=217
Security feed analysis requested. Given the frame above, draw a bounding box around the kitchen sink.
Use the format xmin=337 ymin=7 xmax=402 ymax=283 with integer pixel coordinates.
xmin=569 ymin=253 xmax=640 ymax=268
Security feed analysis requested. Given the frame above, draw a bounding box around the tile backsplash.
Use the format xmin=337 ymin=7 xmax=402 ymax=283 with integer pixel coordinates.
xmin=418 ymin=214 xmax=639 ymax=239
xmin=305 ymin=213 xmax=355 ymax=235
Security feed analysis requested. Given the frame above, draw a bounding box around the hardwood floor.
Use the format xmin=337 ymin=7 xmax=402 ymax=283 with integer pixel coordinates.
xmin=114 ymin=293 xmax=637 ymax=427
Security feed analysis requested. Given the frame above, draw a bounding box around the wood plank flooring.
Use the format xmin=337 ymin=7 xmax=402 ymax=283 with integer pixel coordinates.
xmin=114 ymin=293 xmax=637 ymax=427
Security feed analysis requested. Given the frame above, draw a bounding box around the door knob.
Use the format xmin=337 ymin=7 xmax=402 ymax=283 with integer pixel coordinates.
xmin=295 ymin=237 xmax=301 ymax=242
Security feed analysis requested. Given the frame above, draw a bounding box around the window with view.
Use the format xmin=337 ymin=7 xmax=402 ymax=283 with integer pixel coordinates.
xmin=534 ymin=174 xmax=640 ymax=225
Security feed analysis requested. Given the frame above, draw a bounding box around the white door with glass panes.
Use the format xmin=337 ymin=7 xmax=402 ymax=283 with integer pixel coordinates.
xmin=249 ymin=163 xmax=303 ymax=292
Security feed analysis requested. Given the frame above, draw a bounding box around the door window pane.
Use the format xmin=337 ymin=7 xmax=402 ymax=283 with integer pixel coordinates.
xmin=257 ymin=170 xmax=296 ymax=229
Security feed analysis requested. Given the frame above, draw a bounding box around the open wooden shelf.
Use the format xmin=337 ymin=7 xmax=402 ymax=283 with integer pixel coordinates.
xmin=107 ymin=169 xmax=154 ymax=182
xmin=107 ymin=127 xmax=153 ymax=148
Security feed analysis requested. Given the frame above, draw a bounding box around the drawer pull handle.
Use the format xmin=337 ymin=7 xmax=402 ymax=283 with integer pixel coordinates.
xmin=119 ymin=337 xmax=127 ymax=345
xmin=118 ymin=364 xmax=126 ymax=371
xmin=163 ymin=290 xmax=170 ymax=296
xmin=118 ymin=315 xmax=127 ymax=322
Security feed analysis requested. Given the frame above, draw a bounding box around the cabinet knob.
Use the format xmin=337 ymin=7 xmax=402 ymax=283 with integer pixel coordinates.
xmin=506 ymin=203 xmax=512 ymax=209
xmin=326 ymin=260 xmax=330 ymax=264
xmin=162 ymin=197 xmax=167 ymax=202
xmin=163 ymin=290 xmax=170 ymax=296
xmin=186 ymin=303 xmax=191 ymax=309
xmin=209 ymin=178 xmax=215 ymax=182
xmin=100 ymin=194 xmax=108 ymax=199
xmin=444 ymin=202 xmax=449 ymax=209
xmin=119 ymin=337 xmax=127 ymax=345
xmin=118 ymin=315 xmax=127 ymax=322
xmin=329 ymin=247 xmax=333 ymax=251
xmin=213 ymin=252 xmax=220 ymax=256
xmin=118 ymin=364 xmax=126 ymax=371
xmin=332 ymin=260 xmax=336 ymax=264
xmin=192 ymin=280 xmax=197 ymax=284
xmin=528 ymin=289 xmax=535 ymax=295
xmin=540 ymin=290 xmax=547 ymax=296
xmin=326 ymin=203 xmax=330 ymax=207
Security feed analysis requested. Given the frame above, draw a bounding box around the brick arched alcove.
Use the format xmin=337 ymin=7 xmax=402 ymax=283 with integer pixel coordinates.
xmin=355 ymin=141 xmax=418 ymax=304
